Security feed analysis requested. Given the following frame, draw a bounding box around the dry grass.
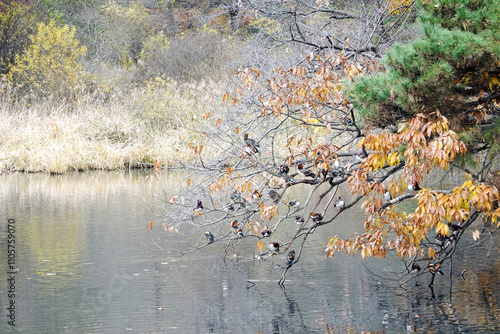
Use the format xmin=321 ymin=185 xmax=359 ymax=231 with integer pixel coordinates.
xmin=0 ymin=79 xmax=221 ymax=173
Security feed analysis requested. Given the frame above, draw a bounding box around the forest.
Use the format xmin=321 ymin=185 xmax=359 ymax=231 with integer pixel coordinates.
xmin=1 ymin=0 xmax=500 ymax=287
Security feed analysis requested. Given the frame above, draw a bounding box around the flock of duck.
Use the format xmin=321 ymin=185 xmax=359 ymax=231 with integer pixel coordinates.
xmin=196 ymin=133 xmax=425 ymax=269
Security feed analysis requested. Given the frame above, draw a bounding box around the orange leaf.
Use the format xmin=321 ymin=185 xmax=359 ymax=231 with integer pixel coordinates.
xmin=187 ymin=179 xmax=191 ymax=187
xmin=428 ymin=247 xmax=436 ymax=259
xmin=257 ymin=240 xmax=263 ymax=254
xmin=163 ymin=223 xmax=167 ymax=232
xmin=149 ymin=222 xmax=153 ymax=230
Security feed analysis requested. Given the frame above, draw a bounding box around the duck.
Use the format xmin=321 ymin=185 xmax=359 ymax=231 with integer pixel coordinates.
xmin=194 ymin=200 xmax=204 ymax=212
xmin=285 ymin=200 xmax=301 ymax=208
xmin=286 ymin=250 xmax=295 ymax=266
xmin=284 ymin=177 xmax=296 ymax=187
xmin=261 ymin=226 xmax=271 ymax=237
xmin=310 ymin=212 xmax=323 ymax=222
xmin=384 ymin=191 xmax=392 ymax=201
xmin=339 ymin=115 xmax=353 ymax=126
xmin=435 ymin=232 xmax=451 ymax=250
xmin=243 ymin=144 xmax=259 ymax=156
xmin=252 ymin=190 xmax=262 ymax=200
xmin=268 ymin=190 xmax=281 ymax=203
xmin=411 ymin=263 xmax=421 ymax=273
xmin=269 ymin=242 xmax=280 ymax=253
xmin=408 ymin=181 xmax=421 ymax=192
xmin=243 ymin=133 xmax=260 ymax=148
xmin=335 ymin=196 xmax=345 ymax=208
xmin=231 ymin=220 xmax=239 ymax=231
xmin=224 ymin=204 xmax=237 ymax=212
xmin=204 ymin=231 xmax=214 ymax=243
xmin=295 ymin=216 xmax=305 ymax=225
xmin=235 ymin=228 xmax=244 ymax=238
xmin=331 ymin=167 xmax=345 ymax=178
xmin=297 ymin=164 xmax=316 ymax=179
xmin=429 ymin=263 xmax=444 ymax=276
xmin=230 ymin=189 xmax=241 ymax=202
xmin=279 ymin=164 xmax=290 ymax=176
xmin=317 ymin=167 xmax=329 ymax=180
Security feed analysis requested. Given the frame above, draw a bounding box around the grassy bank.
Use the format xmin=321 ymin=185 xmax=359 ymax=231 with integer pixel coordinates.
xmin=0 ymin=79 xmax=219 ymax=173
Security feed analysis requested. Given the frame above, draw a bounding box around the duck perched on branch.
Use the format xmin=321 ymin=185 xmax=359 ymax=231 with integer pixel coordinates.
xmin=204 ymin=231 xmax=214 ymax=243
xmin=269 ymin=242 xmax=280 ymax=253
xmin=297 ymin=164 xmax=316 ymax=179
xmin=310 ymin=212 xmax=323 ymax=222
xmin=286 ymin=250 xmax=295 ymax=266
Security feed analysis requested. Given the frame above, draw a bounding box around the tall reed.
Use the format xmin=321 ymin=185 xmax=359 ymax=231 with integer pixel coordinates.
xmin=0 ymin=79 xmax=219 ymax=173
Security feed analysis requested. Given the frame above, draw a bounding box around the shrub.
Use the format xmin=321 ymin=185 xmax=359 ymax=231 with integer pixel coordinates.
xmin=7 ymin=19 xmax=87 ymax=101
xmin=0 ymin=0 xmax=34 ymax=75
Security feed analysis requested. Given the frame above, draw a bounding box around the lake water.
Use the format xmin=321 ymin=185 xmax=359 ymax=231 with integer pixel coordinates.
xmin=1 ymin=171 xmax=499 ymax=333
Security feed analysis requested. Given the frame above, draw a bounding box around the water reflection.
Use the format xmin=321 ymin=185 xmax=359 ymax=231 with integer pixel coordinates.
xmin=0 ymin=171 xmax=498 ymax=333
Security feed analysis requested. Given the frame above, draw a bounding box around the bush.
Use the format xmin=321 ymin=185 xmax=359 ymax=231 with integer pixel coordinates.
xmin=7 ymin=19 xmax=87 ymax=101
xmin=0 ymin=1 xmax=34 ymax=75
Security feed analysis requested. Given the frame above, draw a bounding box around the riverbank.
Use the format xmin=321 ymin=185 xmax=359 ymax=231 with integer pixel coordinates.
xmin=0 ymin=79 xmax=218 ymax=173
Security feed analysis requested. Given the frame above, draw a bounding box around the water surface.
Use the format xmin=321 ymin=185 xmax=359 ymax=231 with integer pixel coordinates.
xmin=0 ymin=171 xmax=499 ymax=333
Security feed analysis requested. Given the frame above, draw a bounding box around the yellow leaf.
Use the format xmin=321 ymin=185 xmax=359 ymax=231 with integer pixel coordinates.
xmin=437 ymin=222 xmax=449 ymax=236
xmin=257 ymin=240 xmax=263 ymax=254
xmin=187 ymin=179 xmax=191 ymax=187
xmin=428 ymin=247 xmax=436 ymax=259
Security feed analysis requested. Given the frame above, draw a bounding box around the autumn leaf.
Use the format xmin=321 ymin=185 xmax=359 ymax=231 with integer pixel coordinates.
xmin=149 ymin=222 xmax=153 ymax=230
xmin=472 ymin=229 xmax=481 ymax=241
xmin=257 ymin=240 xmax=263 ymax=254
xmin=428 ymin=247 xmax=436 ymax=259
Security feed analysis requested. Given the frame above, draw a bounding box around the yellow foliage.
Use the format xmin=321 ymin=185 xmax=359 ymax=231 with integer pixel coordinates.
xmin=386 ymin=0 xmax=413 ymax=15
xmin=8 ymin=19 xmax=87 ymax=99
